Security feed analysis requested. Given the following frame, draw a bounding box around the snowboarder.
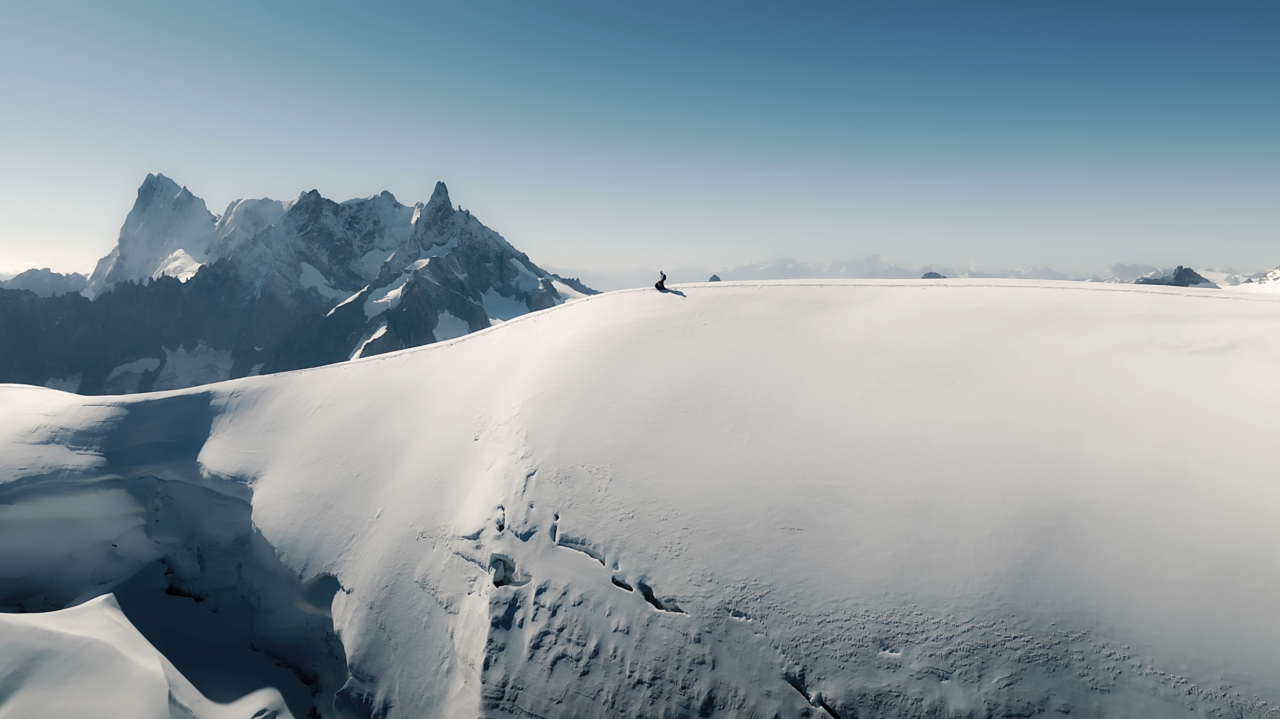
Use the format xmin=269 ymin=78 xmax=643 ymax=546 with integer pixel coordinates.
xmin=655 ymin=271 xmax=667 ymax=291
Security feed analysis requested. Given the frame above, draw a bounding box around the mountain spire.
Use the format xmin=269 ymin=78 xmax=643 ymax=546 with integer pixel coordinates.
xmin=83 ymin=173 xmax=217 ymax=299
xmin=427 ymin=181 xmax=451 ymax=210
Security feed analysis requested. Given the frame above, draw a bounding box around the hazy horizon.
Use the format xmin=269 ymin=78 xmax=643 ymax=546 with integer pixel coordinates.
xmin=2 ymin=1 xmax=1277 ymax=278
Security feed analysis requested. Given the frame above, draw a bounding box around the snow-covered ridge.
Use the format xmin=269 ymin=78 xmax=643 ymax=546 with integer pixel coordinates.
xmin=81 ymin=175 xmax=401 ymax=299
xmin=0 ymin=267 xmax=87 ymax=297
xmin=4 ymin=280 xmax=1280 ymax=718
xmin=8 ymin=174 xmax=595 ymax=395
xmin=81 ymin=175 xmax=569 ymax=306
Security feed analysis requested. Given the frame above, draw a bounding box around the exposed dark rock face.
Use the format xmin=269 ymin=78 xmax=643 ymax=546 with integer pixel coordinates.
xmin=0 ymin=177 xmax=594 ymax=395
xmin=921 ymin=272 xmax=946 ymax=279
xmin=1133 ymin=266 xmax=1212 ymax=287
xmin=708 ymin=274 xmax=721 ymax=282
xmin=549 ymin=274 xmax=599 ymax=296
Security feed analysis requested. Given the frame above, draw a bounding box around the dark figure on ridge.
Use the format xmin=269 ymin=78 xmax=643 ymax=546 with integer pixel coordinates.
xmin=655 ymin=271 xmax=667 ymax=291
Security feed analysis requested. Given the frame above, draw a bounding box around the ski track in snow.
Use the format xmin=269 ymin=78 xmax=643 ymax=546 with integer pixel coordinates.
xmin=3 ymin=280 xmax=1280 ymax=718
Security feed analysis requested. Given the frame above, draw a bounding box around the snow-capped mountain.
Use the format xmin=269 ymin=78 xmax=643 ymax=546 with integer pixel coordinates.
xmin=2 ymin=280 xmax=1280 ymax=718
xmin=560 ymin=259 xmax=1272 ymax=293
xmin=1 ymin=174 xmax=594 ymax=395
xmin=84 ymin=174 xmax=220 ymax=297
xmin=1234 ymin=264 xmax=1280 ymax=291
xmin=0 ymin=267 xmax=87 ymax=297
xmin=547 ymin=258 xmax=1072 ymax=292
xmin=561 ymin=258 xmax=1130 ymax=292
xmin=1133 ymin=265 xmax=1216 ymax=287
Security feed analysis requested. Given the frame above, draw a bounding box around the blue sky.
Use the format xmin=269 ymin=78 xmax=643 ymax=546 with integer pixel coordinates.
xmin=1 ymin=0 xmax=1276 ymax=276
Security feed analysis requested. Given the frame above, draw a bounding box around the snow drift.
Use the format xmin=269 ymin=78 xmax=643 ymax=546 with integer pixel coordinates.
xmin=3 ymin=280 xmax=1280 ymax=718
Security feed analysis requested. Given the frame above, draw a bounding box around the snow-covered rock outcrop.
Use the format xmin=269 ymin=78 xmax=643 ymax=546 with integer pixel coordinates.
xmin=3 ymin=280 xmax=1280 ymax=718
xmin=1 ymin=175 xmax=595 ymax=394
xmin=211 ymin=196 xmax=288 ymax=259
xmin=1133 ymin=265 xmax=1217 ymax=288
xmin=1231 ymin=264 xmax=1280 ymax=292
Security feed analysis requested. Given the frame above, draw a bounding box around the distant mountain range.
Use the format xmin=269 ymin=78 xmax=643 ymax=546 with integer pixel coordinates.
xmin=4 ymin=175 xmax=1277 ymax=396
xmin=0 ymin=268 xmax=88 ymax=297
xmin=550 ymin=257 xmax=1273 ymax=292
xmin=13 ymin=256 xmax=1263 ymax=298
xmin=0 ymin=174 xmax=595 ymax=395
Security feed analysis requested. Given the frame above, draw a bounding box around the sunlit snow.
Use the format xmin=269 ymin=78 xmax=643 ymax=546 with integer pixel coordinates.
xmin=3 ymin=280 xmax=1280 ymax=718
xmin=363 ymin=273 xmax=412 ymax=319
xmin=350 ymin=322 xmax=389 ymax=360
xmin=150 ymin=249 xmax=203 ymax=283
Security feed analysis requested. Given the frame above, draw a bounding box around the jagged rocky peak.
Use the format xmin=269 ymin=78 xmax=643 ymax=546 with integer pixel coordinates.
xmin=1133 ymin=266 xmax=1215 ymax=288
xmin=13 ymin=174 xmax=597 ymax=395
xmin=83 ymin=173 xmax=219 ymax=299
xmin=81 ymin=175 xmax=558 ymax=310
xmin=427 ymin=180 xmax=450 ymax=208
xmin=84 ymin=176 xmax=484 ymax=303
xmin=411 ymin=181 xmax=456 ymax=244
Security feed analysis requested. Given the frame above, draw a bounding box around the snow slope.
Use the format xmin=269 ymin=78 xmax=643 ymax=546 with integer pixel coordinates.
xmin=0 ymin=595 xmax=295 ymax=719
xmin=3 ymin=280 xmax=1280 ymax=718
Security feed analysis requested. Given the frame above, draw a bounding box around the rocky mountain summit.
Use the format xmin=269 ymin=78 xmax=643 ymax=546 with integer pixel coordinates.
xmin=1133 ymin=266 xmax=1215 ymax=287
xmin=0 ymin=174 xmax=594 ymax=394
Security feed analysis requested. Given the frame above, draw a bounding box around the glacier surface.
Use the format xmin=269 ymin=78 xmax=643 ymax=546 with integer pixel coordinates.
xmin=2 ymin=280 xmax=1280 ymax=718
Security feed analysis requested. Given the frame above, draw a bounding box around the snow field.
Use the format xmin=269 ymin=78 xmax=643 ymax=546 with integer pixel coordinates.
xmin=3 ymin=280 xmax=1280 ymax=718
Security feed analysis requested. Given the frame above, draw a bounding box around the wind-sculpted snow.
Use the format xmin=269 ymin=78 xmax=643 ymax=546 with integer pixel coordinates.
xmin=0 ymin=595 xmax=297 ymax=719
xmin=3 ymin=280 xmax=1280 ymax=718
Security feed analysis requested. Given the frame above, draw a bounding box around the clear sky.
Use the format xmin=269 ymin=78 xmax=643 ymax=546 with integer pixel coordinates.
xmin=1 ymin=0 xmax=1276 ymax=277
